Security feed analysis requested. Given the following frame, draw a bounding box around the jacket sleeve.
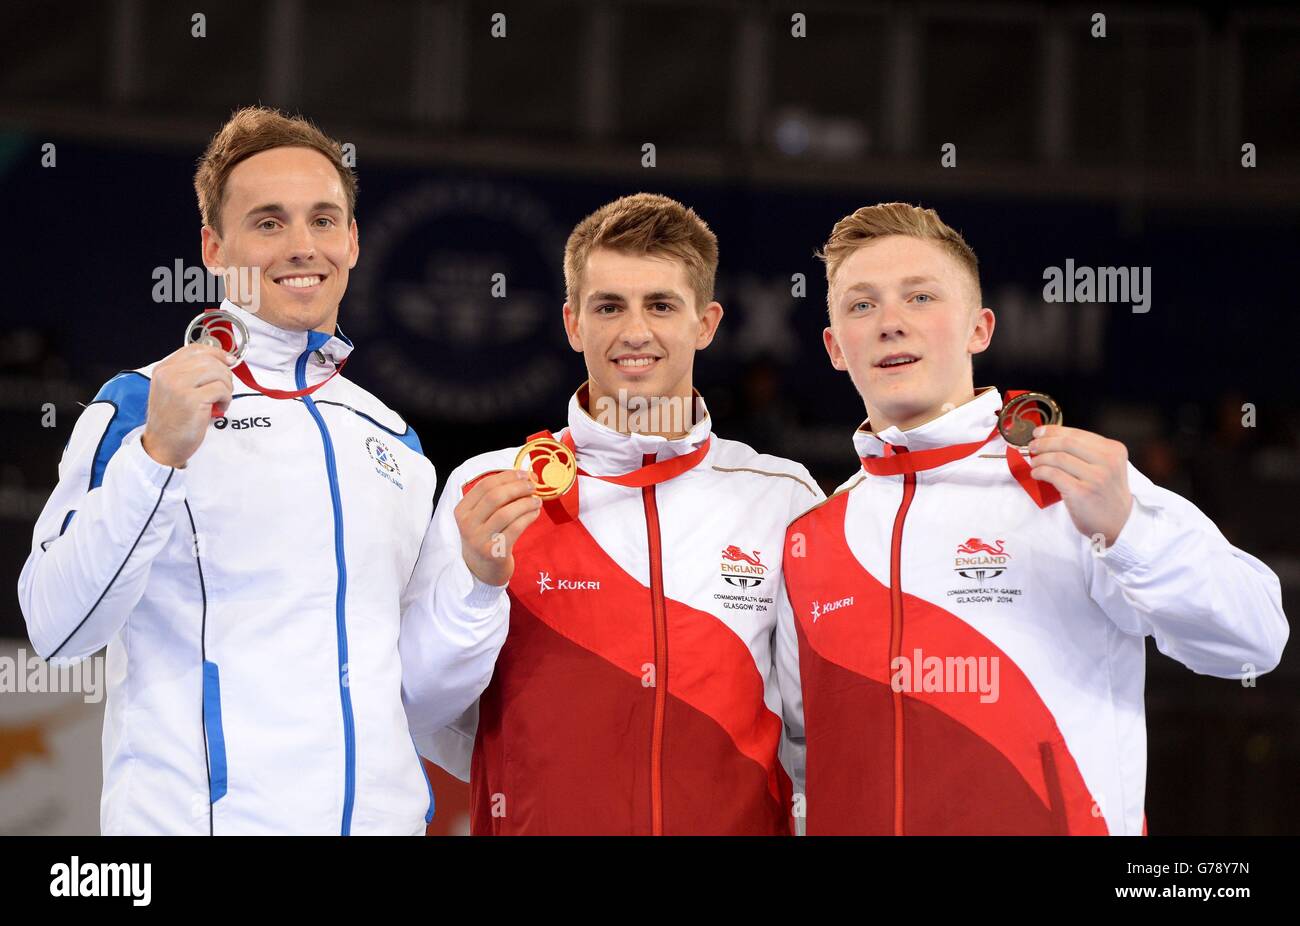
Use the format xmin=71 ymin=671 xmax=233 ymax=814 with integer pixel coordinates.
xmin=415 ymin=702 xmax=478 ymax=783
xmin=18 ymin=372 xmax=188 ymax=661
xmin=399 ymin=460 xmax=510 ymax=742
xmin=1085 ymin=464 xmax=1289 ymax=679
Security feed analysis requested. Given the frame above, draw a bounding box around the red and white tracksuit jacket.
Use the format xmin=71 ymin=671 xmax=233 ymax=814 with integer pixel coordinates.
xmin=777 ymin=388 xmax=1288 ymax=835
xmin=417 ymin=387 xmax=823 ymax=834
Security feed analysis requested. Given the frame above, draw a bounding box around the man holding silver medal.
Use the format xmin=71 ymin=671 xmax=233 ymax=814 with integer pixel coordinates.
xmin=776 ymin=202 xmax=1289 ymax=834
xmin=18 ymin=107 xmax=502 ymax=834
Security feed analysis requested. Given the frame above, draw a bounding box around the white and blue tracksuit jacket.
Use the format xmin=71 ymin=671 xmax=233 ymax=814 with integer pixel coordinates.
xmin=17 ymin=300 xmax=507 ymax=835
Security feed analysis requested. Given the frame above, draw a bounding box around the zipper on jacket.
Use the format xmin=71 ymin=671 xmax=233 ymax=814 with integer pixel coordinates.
xmin=296 ymin=339 xmax=357 ymax=836
xmin=887 ymin=462 xmax=917 ymax=836
xmin=641 ymin=453 xmax=668 ymax=836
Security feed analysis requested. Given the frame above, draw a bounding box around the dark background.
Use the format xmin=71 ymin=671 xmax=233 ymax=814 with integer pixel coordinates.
xmin=0 ymin=0 xmax=1296 ymax=834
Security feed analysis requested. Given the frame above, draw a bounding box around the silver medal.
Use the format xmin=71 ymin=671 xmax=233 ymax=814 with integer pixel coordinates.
xmin=184 ymin=309 xmax=249 ymax=363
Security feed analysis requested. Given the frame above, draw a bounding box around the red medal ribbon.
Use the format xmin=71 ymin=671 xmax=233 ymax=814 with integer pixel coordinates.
xmin=230 ymin=358 xmax=347 ymax=401
xmin=200 ymin=311 xmax=347 ymax=415
xmin=860 ymin=431 xmax=996 ymax=476
xmin=1006 ymin=442 xmax=1061 ymax=508
xmin=858 ymin=391 xmax=1061 ymax=508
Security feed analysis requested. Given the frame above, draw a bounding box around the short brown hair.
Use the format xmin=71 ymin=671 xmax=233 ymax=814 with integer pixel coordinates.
xmin=817 ymin=202 xmax=981 ymax=309
xmin=564 ymin=193 xmax=719 ymax=310
xmin=194 ymin=106 xmax=357 ymax=233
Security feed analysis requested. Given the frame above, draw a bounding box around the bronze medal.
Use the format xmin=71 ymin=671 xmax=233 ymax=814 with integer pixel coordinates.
xmin=514 ymin=437 xmax=577 ymax=499
xmin=997 ymin=392 xmax=1062 ymax=447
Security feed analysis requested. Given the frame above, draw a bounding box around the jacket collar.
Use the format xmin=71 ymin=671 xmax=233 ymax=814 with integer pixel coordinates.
xmin=853 ymin=387 xmax=1002 ymax=460
xmin=216 ymin=298 xmax=355 ymax=374
xmin=564 ymin=382 xmax=712 ymax=476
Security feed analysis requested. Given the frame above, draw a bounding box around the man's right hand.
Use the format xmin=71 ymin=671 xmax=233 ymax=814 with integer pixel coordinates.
xmin=455 ymin=469 xmax=543 ymax=587
xmin=140 ymin=343 xmax=236 ymax=469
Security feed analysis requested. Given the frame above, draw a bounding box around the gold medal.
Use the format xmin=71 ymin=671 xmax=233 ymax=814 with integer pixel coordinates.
xmin=997 ymin=392 xmax=1062 ymax=447
xmin=514 ymin=437 xmax=577 ymax=499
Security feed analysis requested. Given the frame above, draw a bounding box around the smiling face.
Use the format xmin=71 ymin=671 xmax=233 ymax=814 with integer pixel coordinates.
xmin=200 ymin=146 xmax=358 ymax=334
xmin=824 ymin=235 xmax=994 ymax=432
xmin=563 ymin=247 xmax=722 ymax=435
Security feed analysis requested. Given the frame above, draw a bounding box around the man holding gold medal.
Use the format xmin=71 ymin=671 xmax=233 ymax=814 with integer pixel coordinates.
xmin=18 ymin=107 xmax=501 ymax=834
xmin=418 ymin=193 xmax=822 ymax=835
xmin=777 ymin=203 xmax=1289 ymax=835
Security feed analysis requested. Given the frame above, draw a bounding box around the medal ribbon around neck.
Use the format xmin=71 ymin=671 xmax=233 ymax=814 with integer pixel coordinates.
xmin=858 ymin=389 xmax=1062 ymax=508
xmin=186 ymin=308 xmax=348 ymax=416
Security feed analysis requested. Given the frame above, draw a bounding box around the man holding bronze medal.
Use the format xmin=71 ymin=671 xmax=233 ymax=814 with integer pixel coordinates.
xmin=776 ymin=202 xmax=1289 ymax=834
xmin=17 ymin=107 xmax=502 ymax=834
xmin=418 ymin=193 xmax=822 ymax=835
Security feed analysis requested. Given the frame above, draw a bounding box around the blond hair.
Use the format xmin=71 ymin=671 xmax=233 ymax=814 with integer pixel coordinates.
xmin=817 ymin=202 xmax=981 ymax=310
xmin=564 ymin=193 xmax=718 ymax=310
xmin=194 ymin=106 xmax=357 ymax=234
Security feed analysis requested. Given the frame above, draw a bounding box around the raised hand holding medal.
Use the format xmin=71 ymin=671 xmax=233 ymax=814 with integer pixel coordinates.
xmin=451 ymin=432 xmax=583 ymax=590
xmin=183 ymin=309 xmax=250 ymax=417
xmin=138 ymin=315 xmax=240 ymax=469
xmin=997 ymin=391 xmax=1134 ymax=548
xmin=144 ymin=306 xmax=354 ymax=470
